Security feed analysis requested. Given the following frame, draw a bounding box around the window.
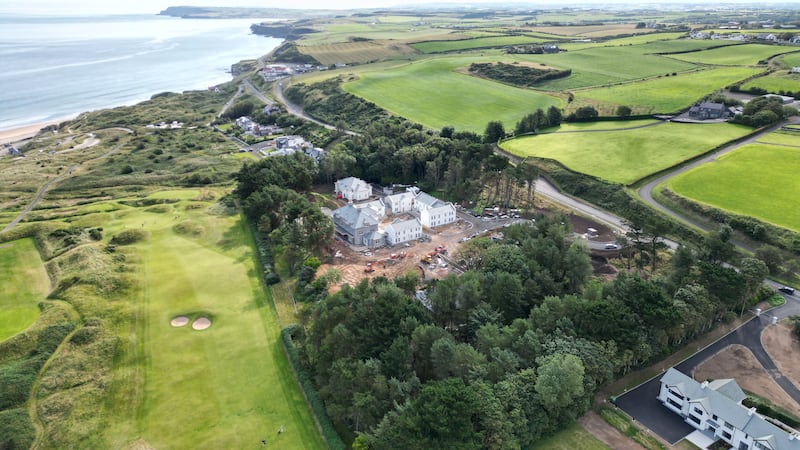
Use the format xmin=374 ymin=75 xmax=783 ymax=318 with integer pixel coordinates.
xmin=693 ymin=406 xmax=704 ymax=416
xmin=754 ymin=442 xmax=771 ymax=450
xmin=724 ymin=421 xmax=733 ymax=430
xmin=712 ymin=414 xmax=718 ymax=421
xmin=667 ymin=398 xmax=681 ymax=409
xmin=689 ymin=414 xmax=701 ymax=425
xmin=722 ymin=431 xmax=732 ymax=441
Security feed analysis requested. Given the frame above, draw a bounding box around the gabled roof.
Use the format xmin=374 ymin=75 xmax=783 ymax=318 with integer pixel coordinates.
xmin=385 ymin=192 xmax=415 ymax=204
xmin=333 ymin=204 xmax=379 ymax=229
xmin=661 ymin=368 xmax=800 ymax=450
xmin=336 ymin=176 xmax=370 ymax=192
xmin=415 ymin=191 xmax=443 ymax=208
xmin=386 ymin=219 xmax=421 ymax=234
xmin=699 ymin=102 xmax=726 ymax=111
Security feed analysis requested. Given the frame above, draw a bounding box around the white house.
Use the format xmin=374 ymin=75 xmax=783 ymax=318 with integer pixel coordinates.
xmin=385 ymin=219 xmax=422 ymax=245
xmin=414 ymin=191 xmax=457 ymax=228
xmin=659 ymin=368 xmax=800 ymax=450
xmin=334 ymin=177 xmax=372 ymax=202
xmin=384 ymin=192 xmax=415 ymax=215
xmin=420 ymin=204 xmax=457 ymax=228
xmin=353 ymin=199 xmax=386 ymax=218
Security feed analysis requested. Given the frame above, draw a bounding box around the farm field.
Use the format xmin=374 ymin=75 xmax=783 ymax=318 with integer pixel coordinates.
xmin=667 ymin=43 xmax=792 ymax=66
xmin=518 ymin=46 xmax=697 ymax=90
xmin=500 ymin=121 xmax=753 ymax=184
xmin=411 ymin=35 xmax=548 ymax=53
xmin=559 ymin=32 xmax=690 ymax=51
xmin=741 ymin=71 xmax=800 ymax=95
xmin=0 ymin=238 xmax=49 ymax=341
xmin=343 ymin=56 xmax=562 ymax=132
xmin=756 ymin=130 xmax=800 ymax=146
xmin=299 ymin=40 xmax=417 ymax=65
xmin=532 ymin=23 xmax=650 ymax=37
xmin=576 ymin=66 xmax=762 ymax=114
xmin=667 ymin=141 xmax=800 ymax=232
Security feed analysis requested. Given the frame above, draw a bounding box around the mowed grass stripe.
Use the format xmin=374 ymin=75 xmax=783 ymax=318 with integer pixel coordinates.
xmin=668 ymin=143 xmax=800 ymax=232
xmin=501 ymin=121 xmax=752 ymax=184
xmin=0 ymin=238 xmax=49 ymax=342
xmin=343 ymin=57 xmax=561 ymax=132
xmin=134 ymin=207 xmax=322 ymax=449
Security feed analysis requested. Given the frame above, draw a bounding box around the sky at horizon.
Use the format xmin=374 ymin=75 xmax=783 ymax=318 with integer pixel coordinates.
xmin=0 ymin=0 xmax=772 ymax=16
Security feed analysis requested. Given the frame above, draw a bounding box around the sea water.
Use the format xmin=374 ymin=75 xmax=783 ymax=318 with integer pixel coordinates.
xmin=0 ymin=14 xmax=283 ymax=130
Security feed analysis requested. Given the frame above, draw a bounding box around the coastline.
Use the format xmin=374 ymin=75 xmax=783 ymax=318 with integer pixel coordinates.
xmin=0 ymin=120 xmax=68 ymax=146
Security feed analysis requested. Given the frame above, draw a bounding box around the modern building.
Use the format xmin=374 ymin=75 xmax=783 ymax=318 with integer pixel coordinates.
xmin=659 ymin=368 xmax=800 ymax=450
xmin=334 ymin=177 xmax=372 ymax=202
xmin=385 ymin=219 xmax=422 ymax=245
xmin=384 ymin=192 xmax=416 ymax=215
xmin=332 ymin=204 xmax=380 ymax=246
xmin=414 ymin=191 xmax=457 ymax=228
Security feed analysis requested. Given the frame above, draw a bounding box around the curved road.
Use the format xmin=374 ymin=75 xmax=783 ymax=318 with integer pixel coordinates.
xmin=272 ymin=79 xmax=360 ymax=136
xmin=638 ymin=118 xmax=800 ymax=251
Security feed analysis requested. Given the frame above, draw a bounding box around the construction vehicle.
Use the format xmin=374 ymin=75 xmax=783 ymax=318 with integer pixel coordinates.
xmin=435 ymin=244 xmax=447 ymax=254
xmin=420 ymin=255 xmax=432 ymax=264
xmin=364 ymin=263 xmax=375 ymax=273
xmin=390 ymin=251 xmax=408 ymax=260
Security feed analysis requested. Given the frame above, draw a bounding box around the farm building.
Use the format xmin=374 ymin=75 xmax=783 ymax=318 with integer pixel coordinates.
xmin=334 ymin=177 xmax=372 ymax=202
xmin=659 ymin=368 xmax=800 ymax=450
xmin=332 ymin=204 xmax=380 ymax=246
xmin=384 ymin=192 xmax=416 ymax=215
xmin=688 ymin=102 xmax=730 ymax=120
xmin=385 ymin=219 xmax=423 ymax=245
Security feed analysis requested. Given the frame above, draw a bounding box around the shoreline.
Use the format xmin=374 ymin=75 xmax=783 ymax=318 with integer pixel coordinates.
xmin=0 ymin=120 xmax=71 ymax=146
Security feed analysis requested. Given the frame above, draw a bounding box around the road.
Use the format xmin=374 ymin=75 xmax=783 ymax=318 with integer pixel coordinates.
xmin=272 ymin=79 xmax=360 ymax=136
xmin=637 ymin=117 xmax=800 ymax=252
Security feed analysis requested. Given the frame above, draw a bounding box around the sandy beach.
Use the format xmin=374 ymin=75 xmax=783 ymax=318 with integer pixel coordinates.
xmin=0 ymin=120 xmax=67 ymax=146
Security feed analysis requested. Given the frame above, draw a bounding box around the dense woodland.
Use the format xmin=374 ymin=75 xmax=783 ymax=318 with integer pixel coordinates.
xmin=234 ymin=121 xmax=772 ymax=449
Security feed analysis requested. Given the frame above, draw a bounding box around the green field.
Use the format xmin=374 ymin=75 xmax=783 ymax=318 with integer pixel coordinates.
xmin=741 ymin=71 xmax=800 ymax=95
xmin=668 ymin=142 xmax=800 ymax=232
xmin=32 ymin=193 xmax=325 ymax=449
xmin=343 ymin=56 xmax=562 ymax=132
xmin=501 ymin=121 xmax=753 ymax=184
xmin=668 ymin=43 xmax=790 ymax=66
xmin=577 ymin=66 xmax=762 ymax=113
xmin=757 ymin=130 xmax=800 ymax=146
xmin=0 ymin=238 xmax=49 ymax=341
xmin=517 ymin=46 xmax=697 ymax=90
xmin=411 ymin=35 xmax=548 ymax=53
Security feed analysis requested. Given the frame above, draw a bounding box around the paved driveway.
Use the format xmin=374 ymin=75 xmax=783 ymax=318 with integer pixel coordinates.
xmin=615 ymin=293 xmax=800 ymax=444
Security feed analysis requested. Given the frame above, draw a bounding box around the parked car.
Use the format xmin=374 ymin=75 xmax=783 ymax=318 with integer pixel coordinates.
xmin=604 ymin=243 xmax=619 ymax=250
xmin=778 ymin=286 xmax=795 ymax=295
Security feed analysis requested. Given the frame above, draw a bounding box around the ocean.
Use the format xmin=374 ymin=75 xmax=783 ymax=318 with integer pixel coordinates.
xmin=0 ymin=14 xmax=283 ymax=131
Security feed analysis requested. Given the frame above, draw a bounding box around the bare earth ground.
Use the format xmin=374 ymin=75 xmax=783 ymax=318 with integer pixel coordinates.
xmin=578 ymin=411 xmax=643 ymax=450
xmin=693 ymin=344 xmax=800 ymax=417
xmin=763 ymin=322 xmax=800 ymax=396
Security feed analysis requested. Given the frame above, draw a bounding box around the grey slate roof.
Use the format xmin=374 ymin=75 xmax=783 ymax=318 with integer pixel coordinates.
xmin=699 ymin=102 xmax=726 ymax=111
xmin=336 ymin=176 xmax=370 ymax=192
xmin=386 ymin=219 xmax=421 ymax=234
xmin=333 ymin=204 xmax=378 ymax=229
xmin=415 ymin=192 xmax=444 ymax=208
xmin=661 ymin=368 xmax=800 ymax=450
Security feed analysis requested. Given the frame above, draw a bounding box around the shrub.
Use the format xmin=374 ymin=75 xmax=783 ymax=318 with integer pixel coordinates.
xmin=109 ymin=229 xmax=147 ymax=245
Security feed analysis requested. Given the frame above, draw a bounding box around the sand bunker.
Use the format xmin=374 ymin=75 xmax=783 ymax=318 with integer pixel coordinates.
xmin=170 ymin=316 xmax=189 ymax=327
xmin=192 ymin=317 xmax=211 ymax=330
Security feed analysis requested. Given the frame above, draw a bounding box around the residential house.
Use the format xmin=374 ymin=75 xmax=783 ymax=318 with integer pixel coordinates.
xmin=334 ymin=177 xmax=372 ymax=202
xmin=688 ymin=102 xmax=729 ymax=120
xmin=384 ymin=192 xmax=416 ymax=215
xmin=659 ymin=368 xmax=800 ymax=450
xmin=414 ymin=191 xmax=457 ymax=228
xmin=385 ymin=219 xmax=422 ymax=245
xmin=353 ymin=199 xmax=386 ymax=218
xmin=420 ymin=204 xmax=457 ymax=228
xmin=332 ymin=204 xmax=380 ymax=246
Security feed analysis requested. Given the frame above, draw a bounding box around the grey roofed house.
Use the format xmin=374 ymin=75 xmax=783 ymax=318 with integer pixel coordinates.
xmin=415 ymin=192 xmax=444 ymax=210
xmin=689 ymin=102 xmax=729 ymax=120
xmin=659 ymin=368 xmax=800 ymax=450
xmin=384 ymin=192 xmax=416 ymax=214
xmin=334 ymin=176 xmax=372 ymax=201
xmin=385 ymin=218 xmax=422 ymax=245
xmin=332 ymin=204 xmax=379 ymax=246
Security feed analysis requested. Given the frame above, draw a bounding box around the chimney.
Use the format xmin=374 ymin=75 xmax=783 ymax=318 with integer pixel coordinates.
xmin=748 ymin=407 xmax=756 ymax=416
xmin=701 ymin=381 xmax=709 ymax=389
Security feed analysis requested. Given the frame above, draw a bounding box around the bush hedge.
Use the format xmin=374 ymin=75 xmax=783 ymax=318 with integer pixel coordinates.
xmin=281 ymin=324 xmax=346 ymax=450
xmin=742 ymin=396 xmax=800 ymax=428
